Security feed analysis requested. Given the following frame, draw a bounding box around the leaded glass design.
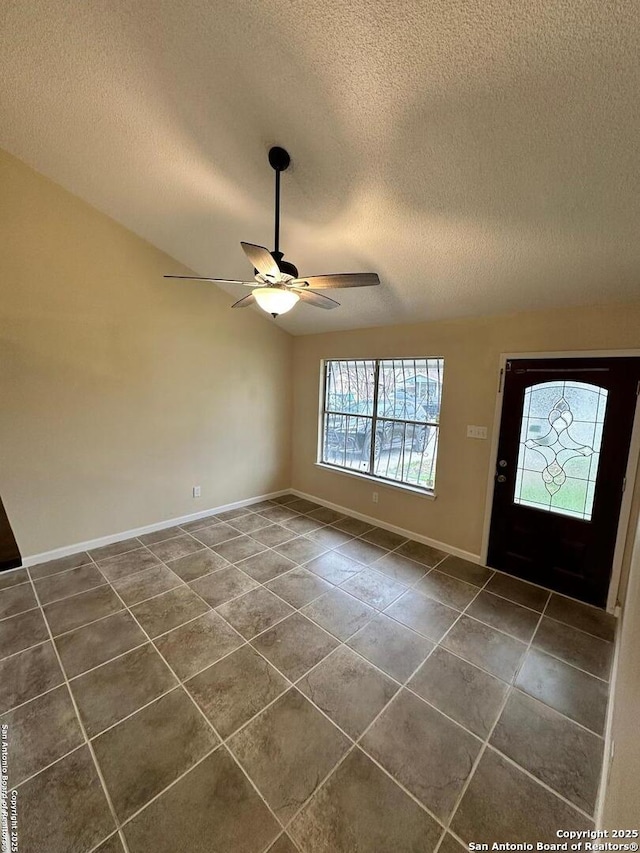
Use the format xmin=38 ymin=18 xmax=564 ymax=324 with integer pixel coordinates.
xmin=321 ymin=358 xmax=444 ymax=491
xmin=513 ymin=381 xmax=607 ymax=520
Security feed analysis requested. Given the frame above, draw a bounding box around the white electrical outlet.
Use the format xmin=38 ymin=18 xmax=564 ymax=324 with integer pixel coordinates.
xmin=193 ymin=485 xmax=201 ymax=498
xmin=372 ymin=492 xmax=379 ymax=503
xmin=467 ymin=425 xmax=488 ymax=439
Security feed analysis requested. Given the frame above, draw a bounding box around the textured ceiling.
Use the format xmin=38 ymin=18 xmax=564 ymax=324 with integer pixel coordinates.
xmin=1 ymin=0 xmax=639 ymax=334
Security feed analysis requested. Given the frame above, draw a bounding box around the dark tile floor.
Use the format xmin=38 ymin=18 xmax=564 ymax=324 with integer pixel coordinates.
xmin=0 ymin=494 xmax=616 ymax=852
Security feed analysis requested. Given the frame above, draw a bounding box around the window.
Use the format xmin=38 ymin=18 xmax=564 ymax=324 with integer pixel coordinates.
xmin=320 ymin=358 xmax=444 ymax=491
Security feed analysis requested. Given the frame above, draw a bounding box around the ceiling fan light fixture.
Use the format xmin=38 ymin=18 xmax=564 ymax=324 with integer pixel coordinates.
xmin=252 ymin=287 xmax=299 ymax=317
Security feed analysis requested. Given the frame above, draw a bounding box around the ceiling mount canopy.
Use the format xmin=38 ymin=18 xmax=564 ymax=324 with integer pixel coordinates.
xmin=165 ymin=147 xmax=380 ymax=317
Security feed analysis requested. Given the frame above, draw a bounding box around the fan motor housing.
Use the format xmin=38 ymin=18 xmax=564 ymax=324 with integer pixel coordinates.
xmin=271 ymin=251 xmax=298 ymax=279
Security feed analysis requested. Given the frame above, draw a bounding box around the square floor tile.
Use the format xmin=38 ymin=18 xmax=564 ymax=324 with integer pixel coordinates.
xmin=110 ymin=564 xmax=182 ymax=605
xmin=71 ymin=644 xmax=177 ymax=737
xmin=545 ymin=594 xmax=616 ymax=642
xmin=138 ymin=526 xmax=184 ymax=546
xmin=147 ymin=534 xmax=204 ymax=562
xmin=94 ymin=688 xmax=218 ymax=822
xmin=466 ymin=590 xmax=540 ymax=642
xmin=308 ymin=526 xmax=354 ymax=548
xmin=451 ymin=748 xmax=593 ymax=843
xmin=282 ymin=515 xmax=325 ymax=535
xmin=228 ymin=688 xmax=350 ymax=823
xmin=441 ymin=615 xmax=528 ymax=683
xmin=165 ymin=548 xmax=229 ymax=582
xmin=17 ymin=745 xmax=115 ymax=853
xmin=0 ymin=608 xmax=49 ymax=659
xmin=515 ymin=648 xmax=608 ymax=733
xmin=238 ymin=550 xmax=297 ymax=583
xmin=485 ymin=573 xmax=550 ymax=612
xmin=131 ymin=585 xmax=209 ymax=638
xmin=0 ymin=685 xmax=83 ymax=787
xmin=347 ymin=614 xmax=433 ymax=682
xmin=361 ymin=689 xmax=481 ymax=820
xmin=187 ymin=644 xmax=289 ymax=738
xmin=96 ymin=548 xmax=161 ymax=582
xmin=44 ymin=585 xmax=124 ymax=636
xmin=155 ymin=610 xmax=243 ymax=680
xmin=0 ymin=582 xmax=37 ymax=618
xmin=249 ymin=524 xmax=297 ymax=548
xmin=437 ymin=555 xmax=493 ymax=586
xmin=274 ymin=536 xmax=327 ymax=565
xmin=55 ymin=610 xmax=147 ymax=678
xmin=0 ymin=641 xmax=64 ymax=714
xmin=301 ymin=588 xmax=375 ymax=641
xmin=190 ymin=566 xmax=258 ymax=607
xmin=332 ymin=517 xmax=375 ymax=536
xmin=298 ymin=646 xmax=398 ymax=738
xmin=290 ymin=747 xmax=441 ymax=853
xmin=271 ymin=494 xmax=298 ymax=504
xmin=216 ymin=508 xmax=252 ymax=522
xmin=305 ymin=551 xmax=363 ymax=584
xmin=491 ymin=690 xmax=603 ymax=814
xmin=34 ymin=563 xmax=106 ymax=605
xmin=230 ymin=513 xmax=273 ymax=534
xmin=533 ymin=617 xmax=613 ymax=680
xmin=337 ymin=539 xmax=387 ymax=566
xmin=307 ymin=507 xmax=344 ymax=524
xmin=29 ymin=552 xmax=91 ymax=580
xmin=180 ymin=516 xmax=219 ymax=533
xmin=415 ymin=569 xmax=479 ymax=610
xmin=396 ymin=540 xmax=448 ymax=568
xmin=408 ymin=646 xmax=508 ymax=738
xmin=89 ymin=537 xmax=142 ymax=561
xmin=385 ymin=589 xmax=459 ymax=641
xmin=251 ymin=613 xmax=339 ymax=681
xmin=260 ymin=505 xmax=301 ymax=523
xmin=361 ymin=527 xmax=408 ymax=550
xmin=123 ymin=747 xmax=279 ymax=853
xmin=340 ymin=569 xmax=407 ymax=610
xmin=266 ymin=567 xmax=333 ymax=608
xmin=0 ymin=569 xmax=28 ymax=590
xmin=372 ymin=552 xmax=427 ymax=584
xmin=217 ymin=587 xmax=294 ymax=639
xmin=212 ymin=535 xmax=267 ymax=564
xmin=287 ymin=499 xmax=321 ymax=514
xmin=192 ymin=522 xmax=241 ymax=548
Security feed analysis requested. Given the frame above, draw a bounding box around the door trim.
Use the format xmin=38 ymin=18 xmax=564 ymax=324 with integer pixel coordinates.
xmin=480 ymin=350 xmax=640 ymax=613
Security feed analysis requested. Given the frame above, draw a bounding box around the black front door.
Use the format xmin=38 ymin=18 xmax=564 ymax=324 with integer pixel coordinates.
xmin=487 ymin=357 xmax=639 ymax=607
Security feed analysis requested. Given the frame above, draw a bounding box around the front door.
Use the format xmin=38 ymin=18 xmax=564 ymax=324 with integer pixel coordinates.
xmin=487 ymin=357 xmax=640 ymax=607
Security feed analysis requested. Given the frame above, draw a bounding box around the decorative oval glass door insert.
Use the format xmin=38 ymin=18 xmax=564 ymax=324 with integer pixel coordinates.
xmin=513 ymin=381 xmax=608 ymax=520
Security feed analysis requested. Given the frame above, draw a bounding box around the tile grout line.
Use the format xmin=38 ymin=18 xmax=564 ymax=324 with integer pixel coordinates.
xmin=22 ymin=567 xmax=133 ymax=853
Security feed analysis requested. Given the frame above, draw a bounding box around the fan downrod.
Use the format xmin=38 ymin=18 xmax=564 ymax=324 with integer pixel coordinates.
xmin=268 ymin=146 xmax=291 ymax=172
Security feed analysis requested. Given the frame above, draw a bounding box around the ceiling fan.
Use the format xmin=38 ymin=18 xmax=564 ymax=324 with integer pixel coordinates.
xmin=165 ymin=146 xmax=380 ymax=317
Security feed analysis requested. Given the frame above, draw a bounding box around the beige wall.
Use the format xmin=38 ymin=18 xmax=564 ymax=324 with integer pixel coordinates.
xmin=601 ymin=514 xmax=640 ymax=826
xmin=291 ymin=303 xmax=640 ymax=601
xmin=0 ymin=149 xmax=292 ymax=557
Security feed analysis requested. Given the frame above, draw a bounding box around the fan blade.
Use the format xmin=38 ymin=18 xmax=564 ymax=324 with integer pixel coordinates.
xmin=291 ymin=288 xmax=340 ymax=309
xmin=290 ymin=272 xmax=380 ymax=290
xmin=240 ymin=242 xmax=281 ymax=281
xmin=231 ymin=293 xmax=257 ymax=309
xmin=164 ymin=275 xmax=252 ymax=285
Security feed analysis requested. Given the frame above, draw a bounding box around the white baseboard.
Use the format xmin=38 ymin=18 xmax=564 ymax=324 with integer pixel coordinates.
xmin=19 ymin=489 xmax=291 ymax=569
xmin=290 ymin=488 xmax=481 ymax=564
xmin=595 ymin=616 xmax=622 ymax=828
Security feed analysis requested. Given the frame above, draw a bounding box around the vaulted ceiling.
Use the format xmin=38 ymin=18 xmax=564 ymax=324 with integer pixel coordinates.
xmin=2 ymin=0 xmax=639 ymax=334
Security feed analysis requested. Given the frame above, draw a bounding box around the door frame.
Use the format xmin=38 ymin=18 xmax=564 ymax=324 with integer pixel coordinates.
xmin=480 ymin=350 xmax=640 ymax=614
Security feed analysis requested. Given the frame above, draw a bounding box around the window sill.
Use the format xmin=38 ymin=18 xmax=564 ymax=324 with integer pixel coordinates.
xmin=314 ymin=462 xmax=437 ymax=500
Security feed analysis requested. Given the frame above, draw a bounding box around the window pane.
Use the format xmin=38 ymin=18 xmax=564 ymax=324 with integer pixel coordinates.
xmin=322 ymin=414 xmax=372 ymax=472
xmin=514 ymin=381 xmax=607 ymax=521
xmin=325 ymin=360 xmax=375 ymax=416
xmin=378 ymin=358 xmax=443 ymax=423
xmin=373 ymin=420 xmax=439 ymax=490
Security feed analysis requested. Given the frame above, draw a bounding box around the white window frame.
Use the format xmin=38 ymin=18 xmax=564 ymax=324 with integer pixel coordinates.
xmin=316 ymin=357 xmax=444 ymax=495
